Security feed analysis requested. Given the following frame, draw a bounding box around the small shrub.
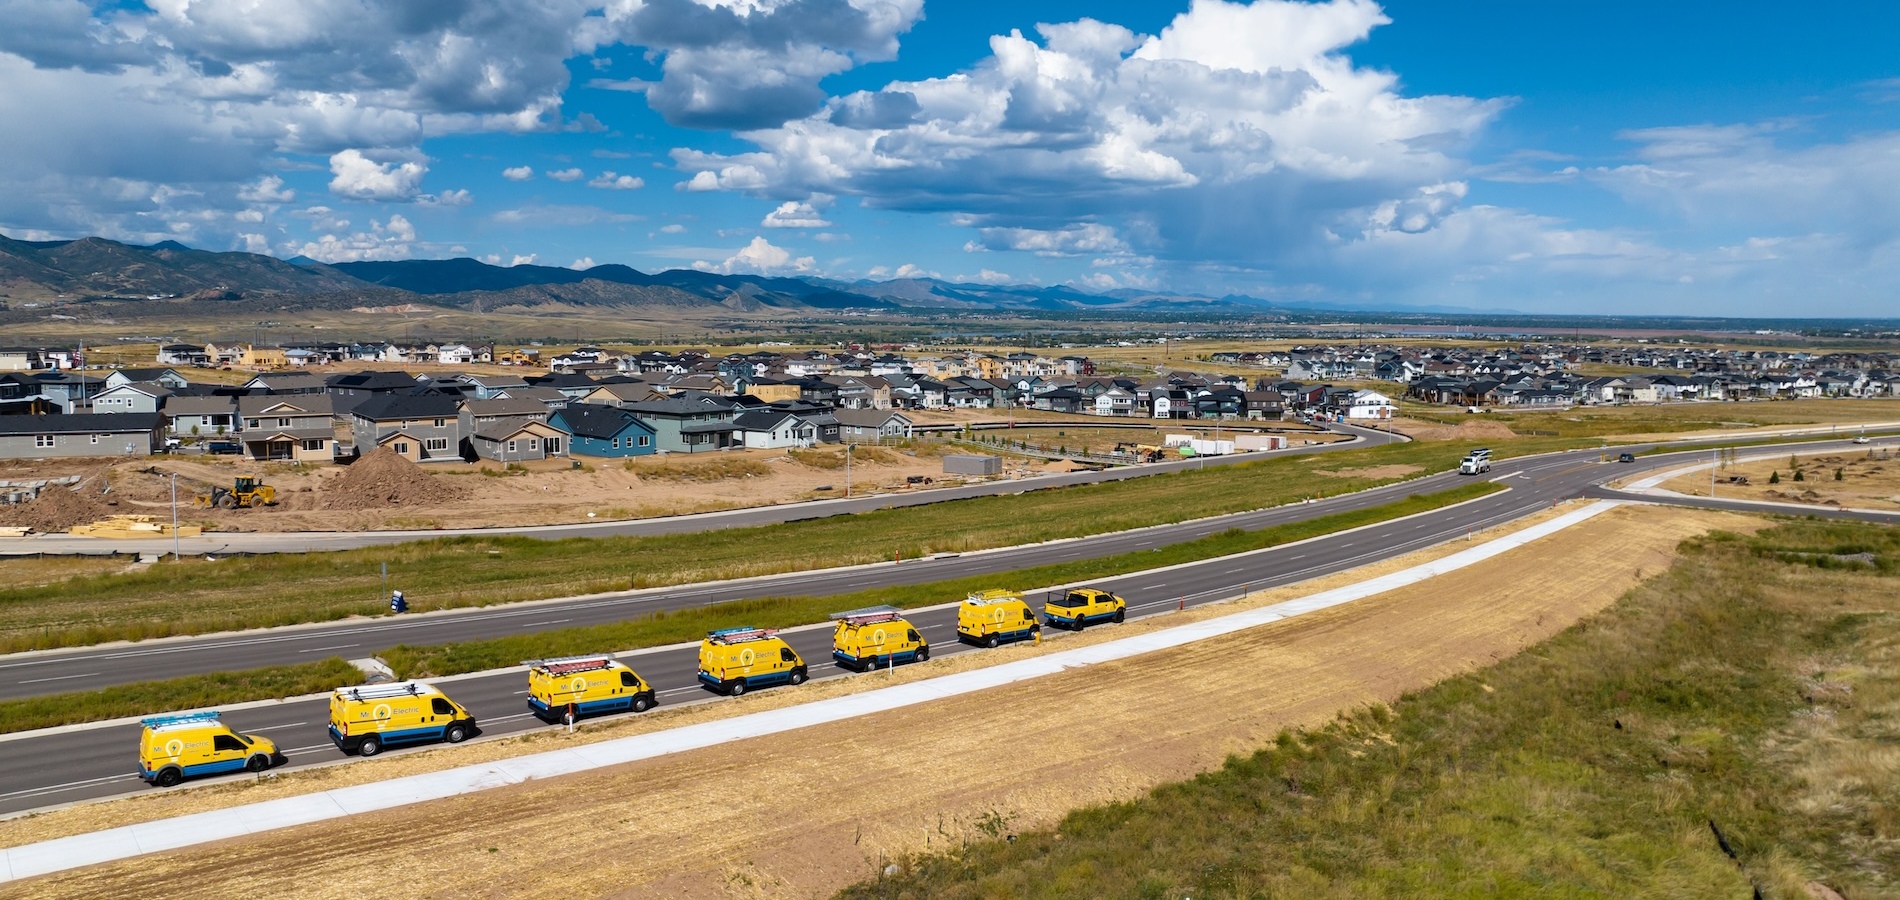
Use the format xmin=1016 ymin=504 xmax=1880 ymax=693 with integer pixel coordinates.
xmin=1769 ymin=471 xmax=1781 ymax=484
xmin=1835 ymin=468 xmax=1844 ymax=481
xmin=1793 ymin=470 xmax=1805 ymax=482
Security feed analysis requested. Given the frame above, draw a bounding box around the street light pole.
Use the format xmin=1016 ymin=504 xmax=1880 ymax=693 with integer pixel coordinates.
xmin=170 ymin=473 xmax=179 ymax=562
xmin=845 ymin=442 xmax=853 ymax=498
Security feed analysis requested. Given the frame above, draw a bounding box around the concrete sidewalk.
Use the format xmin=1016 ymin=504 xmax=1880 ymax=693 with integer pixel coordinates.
xmin=1 ymin=500 xmax=1623 ymax=882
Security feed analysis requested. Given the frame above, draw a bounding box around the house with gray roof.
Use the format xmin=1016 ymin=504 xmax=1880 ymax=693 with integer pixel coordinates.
xmin=0 ymin=413 xmax=164 ymax=459
xmin=238 ymin=394 xmax=337 ymax=462
xmin=166 ymin=395 xmax=238 ymax=438
xmin=347 ymin=393 xmax=461 ymax=461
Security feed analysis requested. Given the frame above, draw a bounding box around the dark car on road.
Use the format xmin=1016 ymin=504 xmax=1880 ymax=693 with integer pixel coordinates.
xmin=1618 ymin=452 xmax=1636 ymax=463
xmin=206 ymin=440 xmax=241 ymax=455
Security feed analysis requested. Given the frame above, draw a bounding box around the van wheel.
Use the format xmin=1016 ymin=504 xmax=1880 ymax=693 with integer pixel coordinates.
xmin=788 ymin=667 xmax=808 ymax=686
xmin=1112 ymin=609 xmax=1125 ymax=624
xmin=358 ymin=736 xmax=382 ymax=757
xmin=155 ymin=767 xmax=183 ymax=787
xmin=728 ymin=680 xmax=747 ymax=697
xmin=445 ymin=723 xmax=469 ymax=744
xmin=632 ymin=695 xmax=653 ymax=713
xmin=984 ymin=633 xmax=1000 ymax=649
xmin=915 ymin=645 xmax=930 ymax=662
xmin=245 ymin=754 xmax=271 ymax=772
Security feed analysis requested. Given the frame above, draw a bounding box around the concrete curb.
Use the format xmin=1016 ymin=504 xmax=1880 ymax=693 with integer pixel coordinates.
xmin=0 ymin=500 xmax=1622 ymax=882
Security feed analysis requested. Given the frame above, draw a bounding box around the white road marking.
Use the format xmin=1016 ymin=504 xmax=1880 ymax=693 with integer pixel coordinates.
xmin=0 ymin=772 xmax=138 ymax=801
xmin=18 ymin=672 xmax=99 ymax=685
xmin=245 ymin=722 xmax=306 ymax=732
xmin=296 ymin=644 xmax=359 ymax=654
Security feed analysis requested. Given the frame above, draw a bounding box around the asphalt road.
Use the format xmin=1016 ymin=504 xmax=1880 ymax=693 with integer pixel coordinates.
xmin=0 ymin=433 xmax=1892 ymax=816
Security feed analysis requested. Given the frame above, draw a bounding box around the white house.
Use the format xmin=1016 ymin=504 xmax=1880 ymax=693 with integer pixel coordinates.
xmin=1345 ymin=389 xmax=1397 ymax=420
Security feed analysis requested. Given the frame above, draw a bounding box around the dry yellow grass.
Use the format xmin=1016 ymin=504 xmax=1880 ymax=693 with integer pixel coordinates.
xmin=6 ymin=504 xmax=1762 ymax=900
xmin=1658 ymin=446 xmax=1900 ymax=510
xmin=0 ymin=556 xmax=130 ymax=588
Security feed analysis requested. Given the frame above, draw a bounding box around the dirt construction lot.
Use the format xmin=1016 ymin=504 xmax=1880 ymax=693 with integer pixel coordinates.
xmin=0 ymin=442 xmax=973 ymax=533
xmin=9 ymin=503 xmax=1760 ymax=900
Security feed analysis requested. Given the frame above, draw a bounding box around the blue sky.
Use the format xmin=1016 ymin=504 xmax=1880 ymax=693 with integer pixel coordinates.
xmin=3 ymin=1 xmax=1899 ymax=316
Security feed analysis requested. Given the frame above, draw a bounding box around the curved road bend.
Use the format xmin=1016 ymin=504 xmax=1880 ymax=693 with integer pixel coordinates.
xmin=1 ymin=435 xmax=1888 ymax=814
xmin=3 ymin=426 xmax=1400 ymax=557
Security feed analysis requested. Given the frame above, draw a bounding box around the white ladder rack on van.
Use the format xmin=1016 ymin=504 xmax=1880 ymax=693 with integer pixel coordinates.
xmin=523 ymin=654 xmax=616 ymax=675
xmin=338 ymin=681 xmax=427 ymax=701
xmin=830 ymin=605 xmax=905 ymax=625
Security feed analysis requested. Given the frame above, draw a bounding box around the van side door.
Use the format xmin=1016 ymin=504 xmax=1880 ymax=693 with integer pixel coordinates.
xmin=211 ymin=732 xmax=248 ymax=765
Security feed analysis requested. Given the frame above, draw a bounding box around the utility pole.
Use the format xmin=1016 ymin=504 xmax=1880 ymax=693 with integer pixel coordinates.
xmin=845 ymin=442 xmax=853 ymax=498
xmin=170 ymin=473 xmax=180 ymax=562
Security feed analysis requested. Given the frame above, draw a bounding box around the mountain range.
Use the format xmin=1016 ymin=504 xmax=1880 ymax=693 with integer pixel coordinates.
xmin=0 ymin=234 xmax=1477 ymax=316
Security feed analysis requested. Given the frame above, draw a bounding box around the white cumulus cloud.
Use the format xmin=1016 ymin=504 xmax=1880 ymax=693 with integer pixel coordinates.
xmin=588 ymin=171 xmax=645 ymax=190
xmin=546 ymin=167 xmax=584 ymax=181
xmin=237 ymin=175 xmax=294 ymax=204
xmin=761 ymin=199 xmax=831 ymax=228
xmin=328 ymin=149 xmax=427 ymax=202
xmin=692 ymin=235 xmax=815 ymax=275
xmin=293 ymin=213 xmax=417 ymax=262
xmin=582 ymin=0 xmax=925 ymax=130
xmin=671 ymin=0 xmax=1501 ymax=275
xmin=502 ymin=165 xmax=534 ymax=181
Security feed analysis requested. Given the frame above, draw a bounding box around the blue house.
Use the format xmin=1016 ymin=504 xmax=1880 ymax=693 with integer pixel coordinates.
xmin=551 ymin=403 xmax=658 ymax=458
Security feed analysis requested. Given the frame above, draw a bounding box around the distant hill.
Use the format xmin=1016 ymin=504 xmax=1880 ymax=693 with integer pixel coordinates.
xmin=0 ymin=234 xmax=1315 ymax=316
xmin=0 ymin=234 xmax=368 ymax=300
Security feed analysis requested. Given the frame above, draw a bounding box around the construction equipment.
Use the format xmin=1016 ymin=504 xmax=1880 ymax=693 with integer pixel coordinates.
xmin=193 ymin=474 xmax=276 ymax=509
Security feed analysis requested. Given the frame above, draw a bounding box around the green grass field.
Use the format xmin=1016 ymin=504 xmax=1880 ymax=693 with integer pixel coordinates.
xmin=0 ymin=439 xmax=1502 ymax=652
xmin=0 ymin=483 xmax=1500 ymax=731
xmin=837 ymin=519 xmax=1900 ymax=900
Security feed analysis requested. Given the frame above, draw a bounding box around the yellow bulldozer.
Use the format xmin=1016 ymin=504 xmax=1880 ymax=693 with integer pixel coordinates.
xmin=193 ymin=474 xmax=277 ymax=509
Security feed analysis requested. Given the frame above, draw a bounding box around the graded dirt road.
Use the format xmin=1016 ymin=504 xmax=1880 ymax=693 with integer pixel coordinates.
xmin=9 ymin=503 xmax=1758 ymax=900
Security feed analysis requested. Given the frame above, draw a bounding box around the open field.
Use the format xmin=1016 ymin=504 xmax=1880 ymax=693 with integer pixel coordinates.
xmin=1660 ymin=443 xmax=1900 ymax=511
xmin=0 ymin=482 xmax=1502 ymax=730
xmin=842 ymin=517 xmax=1900 ymax=900
xmin=0 ymin=440 xmax=1492 ymax=652
xmin=0 ymin=503 xmax=1757 ymax=899
xmin=1400 ymin=397 xmax=1900 ymax=440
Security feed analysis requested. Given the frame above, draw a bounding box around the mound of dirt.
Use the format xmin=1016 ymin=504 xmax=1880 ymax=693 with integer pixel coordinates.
xmin=1400 ymin=418 xmax=1520 ymax=442
xmin=0 ymin=480 xmax=113 ymax=532
xmin=323 ymin=449 xmax=470 ymax=510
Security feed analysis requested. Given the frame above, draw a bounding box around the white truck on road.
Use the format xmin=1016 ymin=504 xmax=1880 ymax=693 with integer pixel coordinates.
xmin=1458 ymin=448 xmax=1493 ymax=476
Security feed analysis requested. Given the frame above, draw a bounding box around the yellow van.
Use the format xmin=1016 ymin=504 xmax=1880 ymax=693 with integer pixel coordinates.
xmin=327 ymin=681 xmax=479 ymax=757
xmin=697 ymin=627 xmax=806 ymax=696
xmin=138 ymin=711 xmax=284 ymax=787
xmin=1043 ymin=587 xmax=1127 ymax=631
xmin=956 ymin=589 xmax=1040 ymax=648
xmin=831 ymin=605 xmax=929 ymax=671
xmin=524 ymin=654 xmax=655 ymax=722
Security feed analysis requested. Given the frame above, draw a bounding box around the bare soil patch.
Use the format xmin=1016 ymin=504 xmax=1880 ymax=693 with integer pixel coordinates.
xmin=1392 ymin=418 xmax=1520 ymax=442
xmin=3 ymin=443 xmax=960 ymax=534
xmin=10 ymin=504 xmax=1760 ymax=900
xmin=322 ymin=449 xmax=470 ymax=510
xmin=1313 ymin=464 xmax=1424 ymax=480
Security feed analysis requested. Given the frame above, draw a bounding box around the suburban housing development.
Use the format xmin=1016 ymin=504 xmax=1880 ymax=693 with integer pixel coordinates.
xmin=0 ymin=340 xmax=1895 ymax=461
